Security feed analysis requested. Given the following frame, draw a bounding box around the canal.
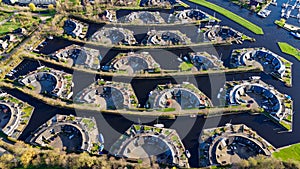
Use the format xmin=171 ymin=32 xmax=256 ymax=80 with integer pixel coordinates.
xmin=7 ymin=1 xmax=300 ymax=167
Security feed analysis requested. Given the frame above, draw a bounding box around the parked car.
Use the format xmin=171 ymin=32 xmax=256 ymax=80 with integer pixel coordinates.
xmin=185 ymin=150 xmax=191 ymax=158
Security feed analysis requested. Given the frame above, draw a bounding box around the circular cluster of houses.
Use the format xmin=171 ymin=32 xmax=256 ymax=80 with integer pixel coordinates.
xmin=110 ymin=125 xmax=190 ymax=168
xmin=225 ymin=79 xmax=291 ymax=121
xmin=174 ymin=9 xmax=209 ymax=23
xmin=101 ymin=52 xmax=160 ymax=74
xmin=19 ymin=69 xmax=73 ymax=100
xmin=143 ymin=30 xmax=191 ymax=46
xmin=74 ymin=81 xmax=138 ymax=110
xmin=120 ymin=11 xmax=165 ymax=24
xmin=199 ymin=124 xmax=274 ymax=167
xmin=26 ymin=114 xmax=103 ymax=154
xmin=205 ymin=25 xmax=245 ymax=44
xmin=147 ymin=82 xmax=212 ymax=110
xmin=0 ymin=93 xmax=34 ymax=139
xmin=187 ymin=52 xmax=224 ymax=71
xmin=91 ymin=27 xmax=137 ymax=45
xmin=53 ymin=45 xmax=101 ymax=70
xmin=231 ymin=48 xmax=286 ymax=78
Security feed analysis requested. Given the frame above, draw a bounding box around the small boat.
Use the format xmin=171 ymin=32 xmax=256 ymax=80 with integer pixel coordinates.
xmin=258 ymin=9 xmax=271 ymax=18
xmin=271 ymin=0 xmax=277 ymax=5
xmin=185 ymin=150 xmax=191 ymax=158
xmin=99 ymin=133 xmax=105 ymax=144
xmin=286 ymin=10 xmax=291 ymax=18
xmin=154 ymin=124 xmax=164 ymax=128
xmin=37 ymin=66 xmax=45 ymax=70
xmin=291 ymin=30 xmax=300 ymax=39
xmin=190 ymin=114 xmax=197 ymax=118
xmin=99 ymin=145 xmax=104 ymax=152
xmin=250 ymin=76 xmax=261 ymax=80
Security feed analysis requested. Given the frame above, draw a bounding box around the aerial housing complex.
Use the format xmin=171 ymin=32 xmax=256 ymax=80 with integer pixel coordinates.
xmin=26 ymin=114 xmax=104 ymax=154
xmin=110 ymin=124 xmax=190 ymax=168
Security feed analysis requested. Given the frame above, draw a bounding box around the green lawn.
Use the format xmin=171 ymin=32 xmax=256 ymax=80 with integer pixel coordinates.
xmin=273 ymin=143 xmax=300 ymax=162
xmin=162 ymin=107 xmax=176 ymax=112
xmin=81 ymin=118 xmax=95 ymax=130
xmin=0 ymin=21 xmax=20 ymax=35
xmin=22 ymin=106 xmax=34 ymax=118
xmin=277 ymin=42 xmax=300 ymax=61
xmin=0 ymin=12 xmax=13 ymax=22
xmin=179 ymin=62 xmax=194 ymax=71
xmin=279 ymin=120 xmax=291 ymax=131
xmin=137 ymin=0 xmax=141 ymax=6
xmin=274 ymin=19 xmax=286 ymax=27
xmin=0 ymin=14 xmax=40 ymax=35
xmin=189 ymin=0 xmax=264 ymax=35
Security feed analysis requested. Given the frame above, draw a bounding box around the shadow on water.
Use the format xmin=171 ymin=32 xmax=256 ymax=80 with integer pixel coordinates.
xmin=6 ymin=86 xmax=291 ymax=167
xmin=7 ymin=1 xmax=300 ymax=167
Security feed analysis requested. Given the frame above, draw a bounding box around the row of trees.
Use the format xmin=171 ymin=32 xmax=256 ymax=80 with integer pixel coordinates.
xmin=233 ymin=155 xmax=300 ymax=169
xmin=0 ymin=140 xmax=160 ymax=169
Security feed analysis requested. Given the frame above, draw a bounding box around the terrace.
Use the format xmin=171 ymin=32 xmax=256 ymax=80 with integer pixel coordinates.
xmin=199 ymin=124 xmax=274 ymax=167
xmin=147 ymin=82 xmax=212 ymax=111
xmin=142 ymin=30 xmax=191 ymax=46
xmin=91 ymin=27 xmax=137 ymax=45
xmin=102 ymin=52 xmax=160 ymax=74
xmin=110 ymin=124 xmax=189 ymax=168
xmin=74 ymin=80 xmax=138 ymax=110
xmin=26 ymin=114 xmax=103 ymax=154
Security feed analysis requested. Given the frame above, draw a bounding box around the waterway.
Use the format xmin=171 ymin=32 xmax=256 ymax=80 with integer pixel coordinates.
xmin=6 ymin=1 xmax=300 ymax=167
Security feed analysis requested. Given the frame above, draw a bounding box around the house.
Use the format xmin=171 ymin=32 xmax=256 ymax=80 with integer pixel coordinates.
xmin=13 ymin=28 xmax=24 ymax=34
xmin=31 ymin=0 xmax=56 ymax=6
xmin=0 ymin=40 xmax=8 ymax=50
xmin=63 ymin=19 xmax=83 ymax=38
xmin=12 ymin=0 xmax=55 ymax=6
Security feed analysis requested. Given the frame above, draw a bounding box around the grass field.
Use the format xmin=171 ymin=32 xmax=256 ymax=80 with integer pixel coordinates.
xmin=0 ymin=12 xmax=13 ymax=22
xmin=189 ymin=0 xmax=264 ymax=35
xmin=0 ymin=14 xmax=39 ymax=35
xmin=0 ymin=22 xmax=20 ymax=35
xmin=278 ymin=42 xmax=300 ymax=61
xmin=273 ymin=143 xmax=300 ymax=162
xmin=179 ymin=62 xmax=194 ymax=71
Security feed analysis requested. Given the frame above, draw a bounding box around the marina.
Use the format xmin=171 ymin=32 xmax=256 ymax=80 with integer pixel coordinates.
xmin=0 ymin=0 xmax=300 ymax=167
